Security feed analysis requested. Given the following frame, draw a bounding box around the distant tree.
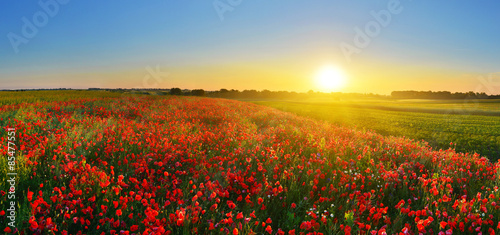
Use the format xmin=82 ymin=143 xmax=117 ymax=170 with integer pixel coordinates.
xmin=391 ymin=90 xmax=492 ymax=99
xmin=241 ymin=90 xmax=257 ymax=98
xmin=170 ymin=88 xmax=183 ymax=96
xmin=191 ymin=89 xmax=205 ymax=96
xmin=261 ymin=89 xmax=272 ymax=98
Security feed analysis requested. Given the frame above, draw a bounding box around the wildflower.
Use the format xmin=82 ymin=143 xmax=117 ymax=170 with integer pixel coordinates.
xmin=265 ymin=225 xmax=272 ymax=234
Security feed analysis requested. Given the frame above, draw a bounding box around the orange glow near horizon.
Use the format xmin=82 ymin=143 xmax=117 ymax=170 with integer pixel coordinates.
xmin=2 ymin=57 xmax=493 ymax=95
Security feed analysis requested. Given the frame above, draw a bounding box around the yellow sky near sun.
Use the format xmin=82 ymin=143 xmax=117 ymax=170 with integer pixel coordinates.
xmin=343 ymin=62 xmax=471 ymax=94
xmin=161 ymin=60 xmax=475 ymax=95
xmin=5 ymin=57 xmax=485 ymax=95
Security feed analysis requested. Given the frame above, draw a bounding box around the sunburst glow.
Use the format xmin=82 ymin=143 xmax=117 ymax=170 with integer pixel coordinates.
xmin=315 ymin=65 xmax=347 ymax=92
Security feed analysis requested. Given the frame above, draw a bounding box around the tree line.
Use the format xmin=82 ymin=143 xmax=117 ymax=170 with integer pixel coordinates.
xmin=103 ymin=88 xmax=500 ymax=99
xmin=168 ymin=88 xmax=387 ymax=99
xmin=4 ymin=88 xmax=498 ymax=100
xmin=170 ymin=88 xmax=500 ymax=100
xmin=391 ymin=90 xmax=500 ymax=99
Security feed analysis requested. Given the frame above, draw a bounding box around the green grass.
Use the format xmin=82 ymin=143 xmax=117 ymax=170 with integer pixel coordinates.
xmin=251 ymin=98 xmax=500 ymax=161
xmin=0 ymin=90 xmax=123 ymax=105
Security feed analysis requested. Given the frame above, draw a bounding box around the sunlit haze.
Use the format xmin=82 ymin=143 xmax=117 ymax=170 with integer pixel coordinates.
xmin=314 ymin=65 xmax=346 ymax=92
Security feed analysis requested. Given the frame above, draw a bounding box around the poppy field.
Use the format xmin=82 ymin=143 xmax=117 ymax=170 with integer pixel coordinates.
xmin=1 ymin=91 xmax=500 ymax=234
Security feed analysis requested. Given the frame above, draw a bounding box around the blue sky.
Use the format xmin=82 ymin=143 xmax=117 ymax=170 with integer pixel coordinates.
xmin=1 ymin=1 xmax=499 ymax=93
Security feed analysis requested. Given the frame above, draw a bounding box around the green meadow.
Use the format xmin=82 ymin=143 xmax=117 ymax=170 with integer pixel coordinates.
xmin=251 ymin=98 xmax=500 ymax=161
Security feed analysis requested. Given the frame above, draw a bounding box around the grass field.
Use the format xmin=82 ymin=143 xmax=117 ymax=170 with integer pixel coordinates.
xmin=1 ymin=91 xmax=500 ymax=234
xmin=251 ymin=98 xmax=500 ymax=161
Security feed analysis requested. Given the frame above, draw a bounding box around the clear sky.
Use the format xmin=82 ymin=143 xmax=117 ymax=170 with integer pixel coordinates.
xmin=1 ymin=1 xmax=499 ymax=94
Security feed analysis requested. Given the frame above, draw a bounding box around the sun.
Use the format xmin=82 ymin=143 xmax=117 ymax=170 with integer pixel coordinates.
xmin=314 ymin=65 xmax=347 ymax=92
